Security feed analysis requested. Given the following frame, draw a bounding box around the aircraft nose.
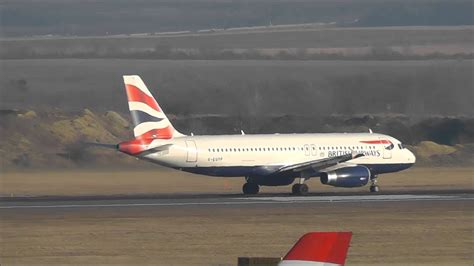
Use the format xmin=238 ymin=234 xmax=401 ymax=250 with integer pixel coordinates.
xmin=407 ymin=150 xmax=416 ymax=164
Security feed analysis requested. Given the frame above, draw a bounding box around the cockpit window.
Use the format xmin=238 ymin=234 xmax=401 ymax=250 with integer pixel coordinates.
xmin=386 ymin=143 xmax=394 ymax=150
xmin=398 ymin=143 xmax=405 ymax=149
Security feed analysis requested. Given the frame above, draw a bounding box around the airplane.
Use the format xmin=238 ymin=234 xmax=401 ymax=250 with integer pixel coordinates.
xmin=101 ymin=75 xmax=416 ymax=195
xmin=279 ymin=232 xmax=352 ymax=266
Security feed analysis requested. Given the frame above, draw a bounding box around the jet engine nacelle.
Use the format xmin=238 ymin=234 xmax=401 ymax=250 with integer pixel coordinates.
xmin=320 ymin=166 xmax=370 ymax=188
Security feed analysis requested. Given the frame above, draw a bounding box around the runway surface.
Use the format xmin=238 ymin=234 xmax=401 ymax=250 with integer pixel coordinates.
xmin=2 ymin=189 xmax=472 ymax=265
xmin=1 ymin=190 xmax=472 ymax=210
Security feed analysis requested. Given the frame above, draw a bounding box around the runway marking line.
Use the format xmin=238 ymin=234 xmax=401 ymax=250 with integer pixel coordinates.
xmin=0 ymin=194 xmax=472 ymax=209
xmin=240 ymin=194 xmax=456 ymax=202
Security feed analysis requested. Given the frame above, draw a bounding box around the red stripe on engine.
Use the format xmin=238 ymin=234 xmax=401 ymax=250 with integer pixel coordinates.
xmin=125 ymin=84 xmax=162 ymax=112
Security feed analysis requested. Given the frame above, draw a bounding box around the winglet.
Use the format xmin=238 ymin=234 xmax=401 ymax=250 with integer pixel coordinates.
xmin=279 ymin=232 xmax=352 ymax=266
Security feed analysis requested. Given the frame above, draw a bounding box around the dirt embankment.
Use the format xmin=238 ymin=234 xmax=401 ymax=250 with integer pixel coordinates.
xmin=1 ymin=109 xmax=473 ymax=169
xmin=0 ymin=109 xmax=135 ymax=169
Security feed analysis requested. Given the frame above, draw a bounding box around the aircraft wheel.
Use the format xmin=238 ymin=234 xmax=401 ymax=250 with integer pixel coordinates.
xmin=292 ymin=184 xmax=300 ymax=194
xmin=370 ymin=185 xmax=379 ymax=193
xmin=292 ymin=183 xmax=309 ymax=196
xmin=242 ymin=182 xmax=259 ymax=195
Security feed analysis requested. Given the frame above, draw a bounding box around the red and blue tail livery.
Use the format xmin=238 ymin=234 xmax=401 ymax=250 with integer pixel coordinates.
xmin=123 ymin=75 xmax=183 ymax=140
xmin=279 ymin=232 xmax=352 ymax=266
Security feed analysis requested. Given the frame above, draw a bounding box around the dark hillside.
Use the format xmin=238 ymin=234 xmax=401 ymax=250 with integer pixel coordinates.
xmin=1 ymin=0 xmax=472 ymax=37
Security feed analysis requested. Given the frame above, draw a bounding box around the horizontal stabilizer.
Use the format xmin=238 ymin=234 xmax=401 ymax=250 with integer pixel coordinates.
xmin=117 ymin=138 xmax=172 ymax=156
xmin=136 ymin=144 xmax=173 ymax=156
xmin=83 ymin=142 xmax=118 ymax=150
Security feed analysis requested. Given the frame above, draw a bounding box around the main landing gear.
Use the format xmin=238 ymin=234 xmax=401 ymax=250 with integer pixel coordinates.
xmin=369 ymin=175 xmax=379 ymax=193
xmin=292 ymin=183 xmax=309 ymax=196
xmin=242 ymin=182 xmax=259 ymax=195
xmin=292 ymin=175 xmax=309 ymax=196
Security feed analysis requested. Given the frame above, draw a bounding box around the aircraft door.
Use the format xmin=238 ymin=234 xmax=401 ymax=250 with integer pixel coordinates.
xmin=380 ymin=137 xmax=392 ymax=159
xmin=311 ymin=144 xmax=317 ymax=156
xmin=185 ymin=140 xmax=198 ymax=162
xmin=304 ymin=145 xmax=310 ymax=156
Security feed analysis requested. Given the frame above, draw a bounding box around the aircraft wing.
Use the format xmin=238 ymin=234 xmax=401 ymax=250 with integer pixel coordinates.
xmin=279 ymin=232 xmax=353 ymax=266
xmin=277 ymin=152 xmax=364 ymax=174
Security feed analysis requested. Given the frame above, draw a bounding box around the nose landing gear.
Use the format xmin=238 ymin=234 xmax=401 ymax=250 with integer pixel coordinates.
xmin=369 ymin=175 xmax=379 ymax=192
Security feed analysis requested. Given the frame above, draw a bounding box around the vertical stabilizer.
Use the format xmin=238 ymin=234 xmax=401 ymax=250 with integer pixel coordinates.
xmin=279 ymin=232 xmax=352 ymax=266
xmin=123 ymin=75 xmax=184 ymax=139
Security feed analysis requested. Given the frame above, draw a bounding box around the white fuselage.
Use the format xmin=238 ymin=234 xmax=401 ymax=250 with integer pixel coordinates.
xmin=117 ymin=75 xmax=415 ymax=193
xmin=139 ymin=133 xmax=415 ymax=178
